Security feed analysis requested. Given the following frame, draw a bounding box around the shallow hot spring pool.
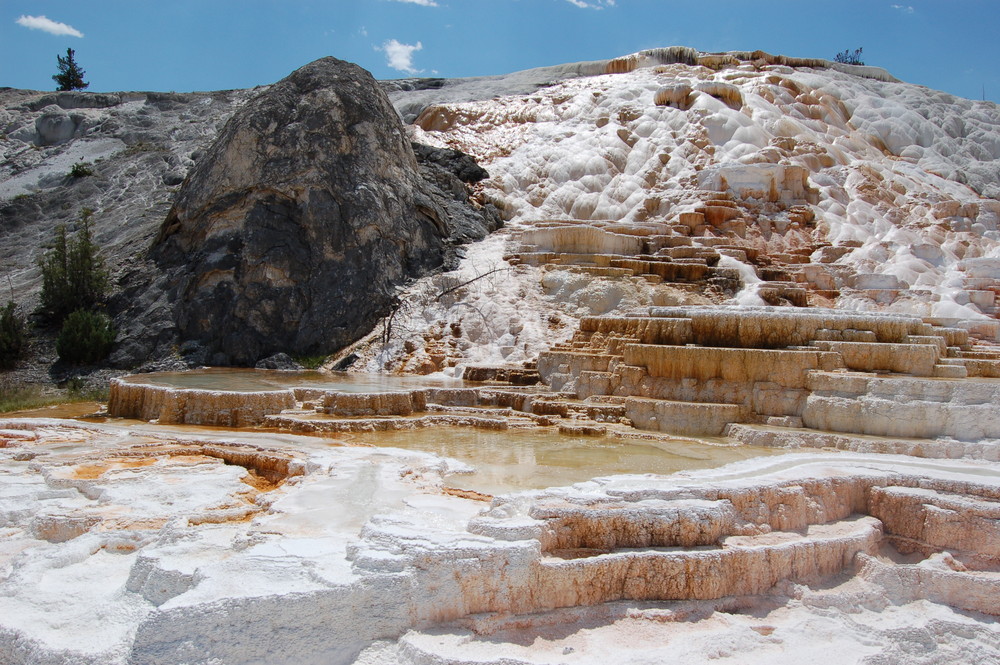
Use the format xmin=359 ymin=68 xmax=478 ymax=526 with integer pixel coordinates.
xmin=122 ymin=367 xmax=466 ymax=392
xmin=337 ymin=427 xmax=779 ymax=496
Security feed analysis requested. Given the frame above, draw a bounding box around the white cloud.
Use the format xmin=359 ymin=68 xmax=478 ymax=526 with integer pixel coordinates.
xmin=15 ymin=15 xmax=84 ymax=38
xmin=389 ymin=0 xmax=439 ymax=6
xmin=890 ymin=4 xmax=915 ymax=13
xmin=566 ymin=0 xmax=615 ymax=8
xmin=378 ymin=39 xmax=424 ymax=74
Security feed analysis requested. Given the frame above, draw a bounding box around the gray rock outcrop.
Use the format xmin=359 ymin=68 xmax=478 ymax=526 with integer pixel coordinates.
xmin=1 ymin=85 xmax=256 ymax=313
xmin=142 ymin=57 xmax=499 ymax=366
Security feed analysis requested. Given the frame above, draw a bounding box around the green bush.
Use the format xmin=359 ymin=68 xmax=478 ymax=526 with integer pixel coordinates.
xmin=293 ymin=354 xmax=328 ymax=369
xmin=53 ymin=47 xmax=88 ymax=91
xmin=69 ymin=162 xmax=93 ymax=178
xmin=38 ymin=209 xmax=109 ymax=324
xmin=834 ymin=47 xmax=865 ymax=66
xmin=0 ymin=301 xmax=27 ymax=369
xmin=56 ymin=309 xmax=115 ymax=364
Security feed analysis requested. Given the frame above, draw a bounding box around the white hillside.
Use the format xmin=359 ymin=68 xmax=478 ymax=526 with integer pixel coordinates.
xmin=362 ymin=49 xmax=1000 ymax=374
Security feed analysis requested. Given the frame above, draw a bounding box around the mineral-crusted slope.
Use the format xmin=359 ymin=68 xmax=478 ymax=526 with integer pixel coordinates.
xmin=359 ymin=49 xmax=1000 ymax=374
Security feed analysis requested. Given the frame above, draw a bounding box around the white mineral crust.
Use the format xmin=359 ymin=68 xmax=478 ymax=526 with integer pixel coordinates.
xmin=2 ymin=419 xmax=999 ymax=664
xmin=360 ymin=52 xmax=1000 ymax=372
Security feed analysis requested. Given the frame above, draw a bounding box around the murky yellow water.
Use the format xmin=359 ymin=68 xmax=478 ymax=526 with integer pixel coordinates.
xmin=338 ymin=427 xmax=780 ymax=496
xmin=16 ymin=369 xmax=784 ymax=496
xmin=123 ymin=368 xmax=466 ymax=392
xmin=6 ymin=401 xmax=104 ymax=419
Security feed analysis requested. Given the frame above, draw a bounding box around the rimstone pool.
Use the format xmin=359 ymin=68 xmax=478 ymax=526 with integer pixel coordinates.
xmin=105 ymin=368 xmax=779 ymax=495
xmin=340 ymin=427 xmax=774 ymax=496
xmin=7 ymin=307 xmax=1000 ymax=665
xmin=120 ymin=367 xmax=468 ymax=392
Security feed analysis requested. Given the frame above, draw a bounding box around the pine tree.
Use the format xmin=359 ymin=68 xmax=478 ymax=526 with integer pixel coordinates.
xmin=834 ymin=47 xmax=865 ymax=66
xmin=38 ymin=209 xmax=108 ymax=324
xmin=53 ymin=48 xmax=89 ymax=91
xmin=0 ymin=301 xmax=27 ymax=369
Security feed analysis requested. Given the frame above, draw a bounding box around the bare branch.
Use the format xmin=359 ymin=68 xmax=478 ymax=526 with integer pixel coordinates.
xmin=434 ymin=266 xmax=507 ymax=301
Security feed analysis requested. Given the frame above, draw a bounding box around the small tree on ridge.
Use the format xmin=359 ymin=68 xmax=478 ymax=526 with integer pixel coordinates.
xmin=834 ymin=47 xmax=865 ymax=66
xmin=53 ymin=48 xmax=89 ymax=91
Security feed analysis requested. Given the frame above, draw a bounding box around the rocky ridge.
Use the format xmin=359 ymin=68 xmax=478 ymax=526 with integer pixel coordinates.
xmin=1 ymin=85 xmax=254 ymax=383
xmin=0 ymin=86 xmax=256 ymax=304
xmin=0 ymin=58 xmax=498 ymax=373
xmin=128 ymin=57 xmax=498 ymax=366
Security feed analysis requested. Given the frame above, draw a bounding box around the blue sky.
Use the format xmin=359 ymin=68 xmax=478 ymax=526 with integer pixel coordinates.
xmin=2 ymin=1 xmax=998 ymax=103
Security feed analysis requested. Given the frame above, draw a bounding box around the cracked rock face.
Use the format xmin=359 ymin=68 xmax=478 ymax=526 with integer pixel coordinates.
xmin=146 ymin=57 xmax=498 ymax=366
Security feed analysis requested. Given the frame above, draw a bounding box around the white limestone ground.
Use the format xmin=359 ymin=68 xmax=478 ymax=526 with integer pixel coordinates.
xmin=2 ymin=417 xmax=999 ymax=665
xmin=369 ymin=594 xmax=999 ymax=665
xmin=0 ymin=418 xmax=480 ymax=664
xmin=353 ymin=453 xmax=1000 ymax=664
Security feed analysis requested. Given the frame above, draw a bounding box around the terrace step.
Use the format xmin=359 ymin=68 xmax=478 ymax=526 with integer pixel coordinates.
xmin=623 ymin=397 xmax=747 ymax=436
xmin=536 ymin=515 xmax=881 ymax=603
xmin=262 ymin=412 xmax=535 ymax=434
xmin=726 ymin=423 xmax=1000 ymax=461
xmin=461 ymin=365 xmax=541 ymax=385
xmin=868 ymin=486 xmax=1000 ymax=563
xmin=933 ymin=364 xmax=968 ymax=379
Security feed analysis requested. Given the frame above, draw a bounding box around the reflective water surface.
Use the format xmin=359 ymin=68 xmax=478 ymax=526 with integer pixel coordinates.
xmin=123 ymin=368 xmax=466 ymax=393
xmin=338 ymin=427 xmax=780 ymax=496
xmin=34 ymin=369 xmax=788 ymax=495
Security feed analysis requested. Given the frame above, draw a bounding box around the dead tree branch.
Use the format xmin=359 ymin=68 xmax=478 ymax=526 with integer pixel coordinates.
xmin=435 ymin=267 xmax=507 ymax=301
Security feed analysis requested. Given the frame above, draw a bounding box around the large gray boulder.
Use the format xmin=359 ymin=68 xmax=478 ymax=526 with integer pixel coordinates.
xmin=144 ymin=57 xmax=498 ymax=366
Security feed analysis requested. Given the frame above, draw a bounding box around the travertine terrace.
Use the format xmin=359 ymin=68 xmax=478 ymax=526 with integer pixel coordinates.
xmin=109 ymin=304 xmax=1000 ymax=446
xmin=538 ymin=306 xmax=1000 ymax=442
xmin=82 ymin=299 xmax=1000 ymax=664
xmin=363 ymin=47 xmax=1000 ymax=374
xmin=2 ymin=417 xmax=1000 ymax=664
xmin=4 ymin=47 xmax=1000 ymax=664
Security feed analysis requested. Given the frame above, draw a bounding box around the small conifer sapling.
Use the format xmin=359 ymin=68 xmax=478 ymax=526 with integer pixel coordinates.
xmin=53 ymin=48 xmax=89 ymax=91
xmin=834 ymin=47 xmax=865 ymax=66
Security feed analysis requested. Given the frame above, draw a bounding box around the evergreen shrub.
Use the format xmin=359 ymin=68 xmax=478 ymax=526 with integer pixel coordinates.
xmin=0 ymin=301 xmax=27 ymax=369
xmin=56 ymin=309 xmax=115 ymax=364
